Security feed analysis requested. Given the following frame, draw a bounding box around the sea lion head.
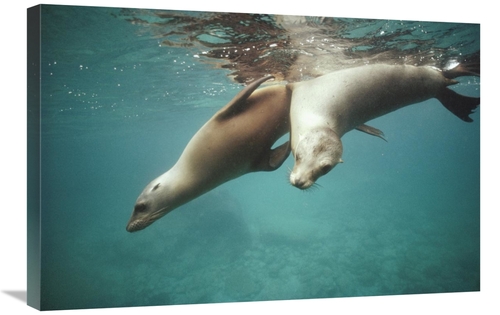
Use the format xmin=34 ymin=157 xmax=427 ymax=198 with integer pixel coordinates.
xmin=126 ymin=175 xmax=174 ymax=232
xmin=289 ymin=127 xmax=343 ymax=190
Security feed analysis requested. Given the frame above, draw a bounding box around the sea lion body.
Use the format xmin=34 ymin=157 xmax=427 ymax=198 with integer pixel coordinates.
xmin=127 ymin=76 xmax=292 ymax=232
xmin=288 ymin=63 xmax=480 ymax=189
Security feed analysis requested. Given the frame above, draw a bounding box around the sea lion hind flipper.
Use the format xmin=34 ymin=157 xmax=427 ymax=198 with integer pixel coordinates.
xmin=442 ymin=60 xmax=480 ymax=79
xmin=436 ymin=88 xmax=479 ymax=122
xmin=355 ymin=124 xmax=387 ymax=142
xmin=254 ymin=141 xmax=290 ymax=172
xmin=216 ymin=75 xmax=275 ymax=121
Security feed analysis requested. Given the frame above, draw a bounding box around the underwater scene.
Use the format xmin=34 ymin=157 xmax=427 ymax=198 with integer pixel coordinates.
xmin=34 ymin=4 xmax=480 ymax=310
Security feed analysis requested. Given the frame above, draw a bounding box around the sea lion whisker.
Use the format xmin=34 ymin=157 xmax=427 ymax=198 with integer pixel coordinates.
xmin=303 ymin=182 xmax=322 ymax=192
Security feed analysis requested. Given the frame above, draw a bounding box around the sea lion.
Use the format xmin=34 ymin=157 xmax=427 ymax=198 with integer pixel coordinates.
xmin=288 ymin=61 xmax=480 ymax=190
xmin=126 ymin=76 xmax=292 ymax=232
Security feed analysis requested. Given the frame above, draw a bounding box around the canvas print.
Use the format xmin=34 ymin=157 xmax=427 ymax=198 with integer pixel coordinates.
xmin=27 ymin=4 xmax=480 ymax=311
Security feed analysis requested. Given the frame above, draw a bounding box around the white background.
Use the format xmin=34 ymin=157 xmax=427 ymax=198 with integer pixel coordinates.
xmin=2 ymin=0 xmax=498 ymax=314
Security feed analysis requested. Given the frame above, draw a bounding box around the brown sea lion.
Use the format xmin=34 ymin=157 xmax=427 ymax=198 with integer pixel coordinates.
xmin=127 ymin=76 xmax=292 ymax=232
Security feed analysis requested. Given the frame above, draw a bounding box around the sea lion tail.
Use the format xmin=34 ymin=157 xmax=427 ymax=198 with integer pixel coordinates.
xmin=436 ymin=88 xmax=479 ymax=122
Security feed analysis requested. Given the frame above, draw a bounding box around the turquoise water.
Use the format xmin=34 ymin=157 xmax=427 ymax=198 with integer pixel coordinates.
xmin=36 ymin=5 xmax=480 ymax=310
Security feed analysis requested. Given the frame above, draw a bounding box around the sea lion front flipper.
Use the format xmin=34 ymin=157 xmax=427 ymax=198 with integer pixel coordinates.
xmin=215 ymin=75 xmax=275 ymax=121
xmin=254 ymin=141 xmax=291 ymax=172
xmin=355 ymin=124 xmax=387 ymax=142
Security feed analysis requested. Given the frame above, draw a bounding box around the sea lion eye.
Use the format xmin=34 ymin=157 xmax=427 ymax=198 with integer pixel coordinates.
xmin=320 ymin=164 xmax=332 ymax=175
xmin=134 ymin=202 xmax=147 ymax=213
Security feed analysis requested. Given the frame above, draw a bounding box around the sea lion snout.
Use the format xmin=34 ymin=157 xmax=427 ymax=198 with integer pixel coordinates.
xmin=126 ymin=196 xmax=163 ymax=232
xmin=290 ymin=128 xmax=343 ymax=189
xmin=126 ymin=218 xmax=144 ymax=232
xmin=289 ymin=171 xmax=314 ymax=190
xmin=125 ymin=200 xmax=150 ymax=232
xmin=289 ymin=159 xmax=338 ymax=190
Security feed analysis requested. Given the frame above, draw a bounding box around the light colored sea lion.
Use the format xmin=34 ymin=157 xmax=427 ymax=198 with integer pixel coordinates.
xmin=288 ymin=61 xmax=480 ymax=190
xmin=126 ymin=76 xmax=292 ymax=232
